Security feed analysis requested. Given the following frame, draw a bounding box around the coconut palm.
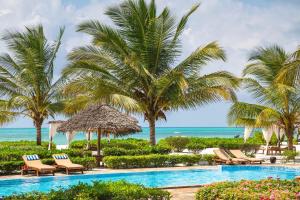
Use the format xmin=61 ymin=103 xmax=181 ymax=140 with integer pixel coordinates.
xmin=63 ymin=0 xmax=239 ymax=145
xmin=0 ymin=25 xmax=65 ymax=145
xmin=228 ymin=45 xmax=300 ymax=150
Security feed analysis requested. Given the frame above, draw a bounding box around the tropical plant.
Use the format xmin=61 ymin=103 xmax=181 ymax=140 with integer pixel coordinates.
xmin=4 ymin=181 xmax=171 ymax=200
xmin=196 ymin=179 xmax=300 ymax=200
xmin=0 ymin=25 xmax=65 ymax=145
xmin=228 ymin=45 xmax=300 ymax=149
xmin=63 ymin=0 xmax=239 ymax=145
xmin=282 ymin=150 xmax=298 ymax=162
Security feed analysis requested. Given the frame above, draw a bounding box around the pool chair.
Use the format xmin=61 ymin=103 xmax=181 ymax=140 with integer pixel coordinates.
xmin=229 ymin=149 xmax=264 ymax=164
xmin=52 ymin=154 xmax=84 ymax=175
xmin=22 ymin=155 xmax=55 ymax=176
xmin=213 ymin=149 xmax=248 ymax=164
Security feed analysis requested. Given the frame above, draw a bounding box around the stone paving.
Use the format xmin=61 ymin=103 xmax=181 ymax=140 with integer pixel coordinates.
xmin=166 ymin=187 xmax=200 ymax=200
xmin=0 ymin=165 xmax=218 ymax=179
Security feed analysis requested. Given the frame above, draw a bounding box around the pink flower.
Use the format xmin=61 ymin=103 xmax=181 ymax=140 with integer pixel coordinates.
xmin=270 ymin=193 xmax=275 ymax=200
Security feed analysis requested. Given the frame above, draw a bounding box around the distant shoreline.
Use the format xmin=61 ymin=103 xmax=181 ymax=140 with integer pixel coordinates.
xmin=0 ymin=127 xmax=244 ymax=145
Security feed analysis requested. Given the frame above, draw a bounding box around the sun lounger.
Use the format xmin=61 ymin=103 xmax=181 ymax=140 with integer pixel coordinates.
xmin=213 ymin=149 xmax=248 ymax=164
xmin=229 ymin=149 xmax=263 ymax=164
xmin=53 ymin=154 xmax=84 ymax=174
xmin=22 ymin=155 xmax=55 ymax=176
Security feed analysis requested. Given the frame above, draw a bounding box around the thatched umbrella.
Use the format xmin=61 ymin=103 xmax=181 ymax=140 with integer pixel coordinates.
xmin=57 ymin=104 xmax=141 ymax=166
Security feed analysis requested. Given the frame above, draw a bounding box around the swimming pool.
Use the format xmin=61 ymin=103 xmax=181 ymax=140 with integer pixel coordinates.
xmin=1 ymin=165 xmax=300 ymax=196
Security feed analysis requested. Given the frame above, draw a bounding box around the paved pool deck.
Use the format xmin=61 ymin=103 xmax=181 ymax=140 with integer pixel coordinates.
xmin=0 ymin=165 xmax=218 ymax=179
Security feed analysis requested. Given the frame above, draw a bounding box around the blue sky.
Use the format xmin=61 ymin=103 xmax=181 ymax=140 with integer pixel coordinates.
xmin=0 ymin=0 xmax=299 ymax=128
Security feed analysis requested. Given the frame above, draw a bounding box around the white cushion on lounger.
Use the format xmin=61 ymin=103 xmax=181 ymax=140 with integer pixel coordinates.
xmin=26 ymin=154 xmax=39 ymax=160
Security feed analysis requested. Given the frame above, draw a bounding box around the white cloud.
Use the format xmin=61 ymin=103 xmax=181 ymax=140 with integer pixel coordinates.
xmin=0 ymin=9 xmax=11 ymax=16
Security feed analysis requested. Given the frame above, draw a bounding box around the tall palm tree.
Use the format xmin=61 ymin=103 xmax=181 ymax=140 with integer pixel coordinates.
xmin=0 ymin=25 xmax=65 ymax=145
xmin=228 ymin=45 xmax=300 ymax=150
xmin=63 ymin=0 xmax=239 ymax=145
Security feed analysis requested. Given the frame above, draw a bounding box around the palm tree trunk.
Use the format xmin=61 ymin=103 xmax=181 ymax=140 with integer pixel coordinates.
xmin=287 ymin=135 xmax=294 ymax=150
xmin=285 ymin=125 xmax=295 ymax=150
xmin=149 ymin=117 xmax=156 ymax=145
xmin=35 ymin=120 xmax=43 ymax=145
xmin=96 ymin=128 xmax=102 ymax=167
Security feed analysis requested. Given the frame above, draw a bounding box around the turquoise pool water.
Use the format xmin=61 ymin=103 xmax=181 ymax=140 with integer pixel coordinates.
xmin=0 ymin=127 xmax=244 ymax=144
xmin=1 ymin=166 xmax=300 ymax=196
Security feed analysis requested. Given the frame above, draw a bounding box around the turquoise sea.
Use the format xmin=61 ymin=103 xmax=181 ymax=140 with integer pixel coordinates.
xmin=0 ymin=127 xmax=244 ymax=145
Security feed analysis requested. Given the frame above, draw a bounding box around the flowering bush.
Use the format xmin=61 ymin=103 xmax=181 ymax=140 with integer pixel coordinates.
xmin=4 ymin=181 xmax=171 ymax=200
xmin=196 ymin=179 xmax=300 ymax=200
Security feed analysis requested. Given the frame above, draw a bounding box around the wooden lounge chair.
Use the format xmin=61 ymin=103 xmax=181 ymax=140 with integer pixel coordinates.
xmin=22 ymin=155 xmax=55 ymax=176
xmin=229 ymin=149 xmax=263 ymax=164
xmin=213 ymin=149 xmax=248 ymax=164
xmin=53 ymin=154 xmax=84 ymax=175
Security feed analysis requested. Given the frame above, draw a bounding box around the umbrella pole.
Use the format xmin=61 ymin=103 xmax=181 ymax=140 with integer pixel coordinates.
xmin=96 ymin=128 xmax=102 ymax=167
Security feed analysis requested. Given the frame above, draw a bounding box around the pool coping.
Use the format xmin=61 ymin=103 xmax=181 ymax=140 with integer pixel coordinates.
xmin=0 ymin=165 xmax=218 ymax=181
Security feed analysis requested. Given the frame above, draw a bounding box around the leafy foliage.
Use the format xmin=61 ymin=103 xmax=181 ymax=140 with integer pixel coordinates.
xmin=164 ymin=136 xmax=190 ymax=152
xmin=196 ymin=179 xmax=300 ymax=200
xmin=63 ymin=0 xmax=239 ymax=145
xmin=4 ymin=181 xmax=170 ymax=200
xmin=228 ymin=45 xmax=300 ymax=149
xmin=282 ymin=150 xmax=299 ymax=162
xmin=103 ymin=154 xmax=211 ymax=168
xmin=0 ymin=25 xmax=66 ymax=145
xmin=70 ymin=138 xmax=151 ymax=150
xmin=158 ymin=136 xmax=262 ymax=152
xmin=0 ymin=141 xmax=94 ymax=174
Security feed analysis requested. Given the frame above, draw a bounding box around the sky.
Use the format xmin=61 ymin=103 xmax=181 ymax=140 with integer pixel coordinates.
xmin=0 ymin=0 xmax=299 ymax=128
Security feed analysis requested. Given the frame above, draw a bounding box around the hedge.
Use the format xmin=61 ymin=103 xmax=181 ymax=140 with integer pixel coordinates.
xmin=70 ymin=138 xmax=149 ymax=150
xmin=4 ymin=181 xmax=171 ymax=200
xmin=102 ymin=146 xmax=171 ymax=156
xmin=103 ymin=154 xmax=214 ymax=169
xmin=0 ymin=141 xmax=53 ymax=148
xmin=0 ymin=157 xmax=96 ymax=174
xmin=0 ymin=141 xmax=95 ymax=174
xmin=159 ymin=136 xmax=262 ymax=152
xmin=195 ymin=179 xmax=300 ymax=200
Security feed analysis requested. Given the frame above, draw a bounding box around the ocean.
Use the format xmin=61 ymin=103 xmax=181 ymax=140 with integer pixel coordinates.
xmin=0 ymin=127 xmax=244 ymax=145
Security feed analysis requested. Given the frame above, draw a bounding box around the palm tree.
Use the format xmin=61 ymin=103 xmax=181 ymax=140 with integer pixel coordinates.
xmin=63 ymin=0 xmax=239 ymax=145
xmin=228 ymin=45 xmax=300 ymax=150
xmin=0 ymin=25 xmax=65 ymax=145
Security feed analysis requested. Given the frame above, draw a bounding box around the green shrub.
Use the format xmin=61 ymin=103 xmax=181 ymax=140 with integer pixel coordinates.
xmin=70 ymin=157 xmax=96 ymax=169
xmin=282 ymin=150 xmax=299 ymax=162
xmin=0 ymin=161 xmax=24 ymax=174
xmin=186 ymin=143 xmax=206 ymax=153
xmin=61 ymin=149 xmax=92 ymax=157
xmin=247 ymin=131 xmax=282 ymax=146
xmin=164 ymin=136 xmax=190 ymax=152
xmin=160 ymin=137 xmax=261 ymax=152
xmin=195 ymin=179 xmax=300 ymax=200
xmin=201 ymin=154 xmax=216 ymax=165
xmin=4 ymin=181 xmax=171 ymax=200
xmin=0 ymin=141 xmax=95 ymax=174
xmin=70 ymin=138 xmax=149 ymax=150
xmin=103 ymin=154 xmax=203 ymax=169
xmin=0 ymin=141 xmax=53 ymax=148
xmin=102 ymin=145 xmax=171 ymax=156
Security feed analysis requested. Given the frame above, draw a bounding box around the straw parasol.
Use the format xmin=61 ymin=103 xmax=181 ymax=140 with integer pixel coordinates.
xmin=57 ymin=104 xmax=141 ymax=166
